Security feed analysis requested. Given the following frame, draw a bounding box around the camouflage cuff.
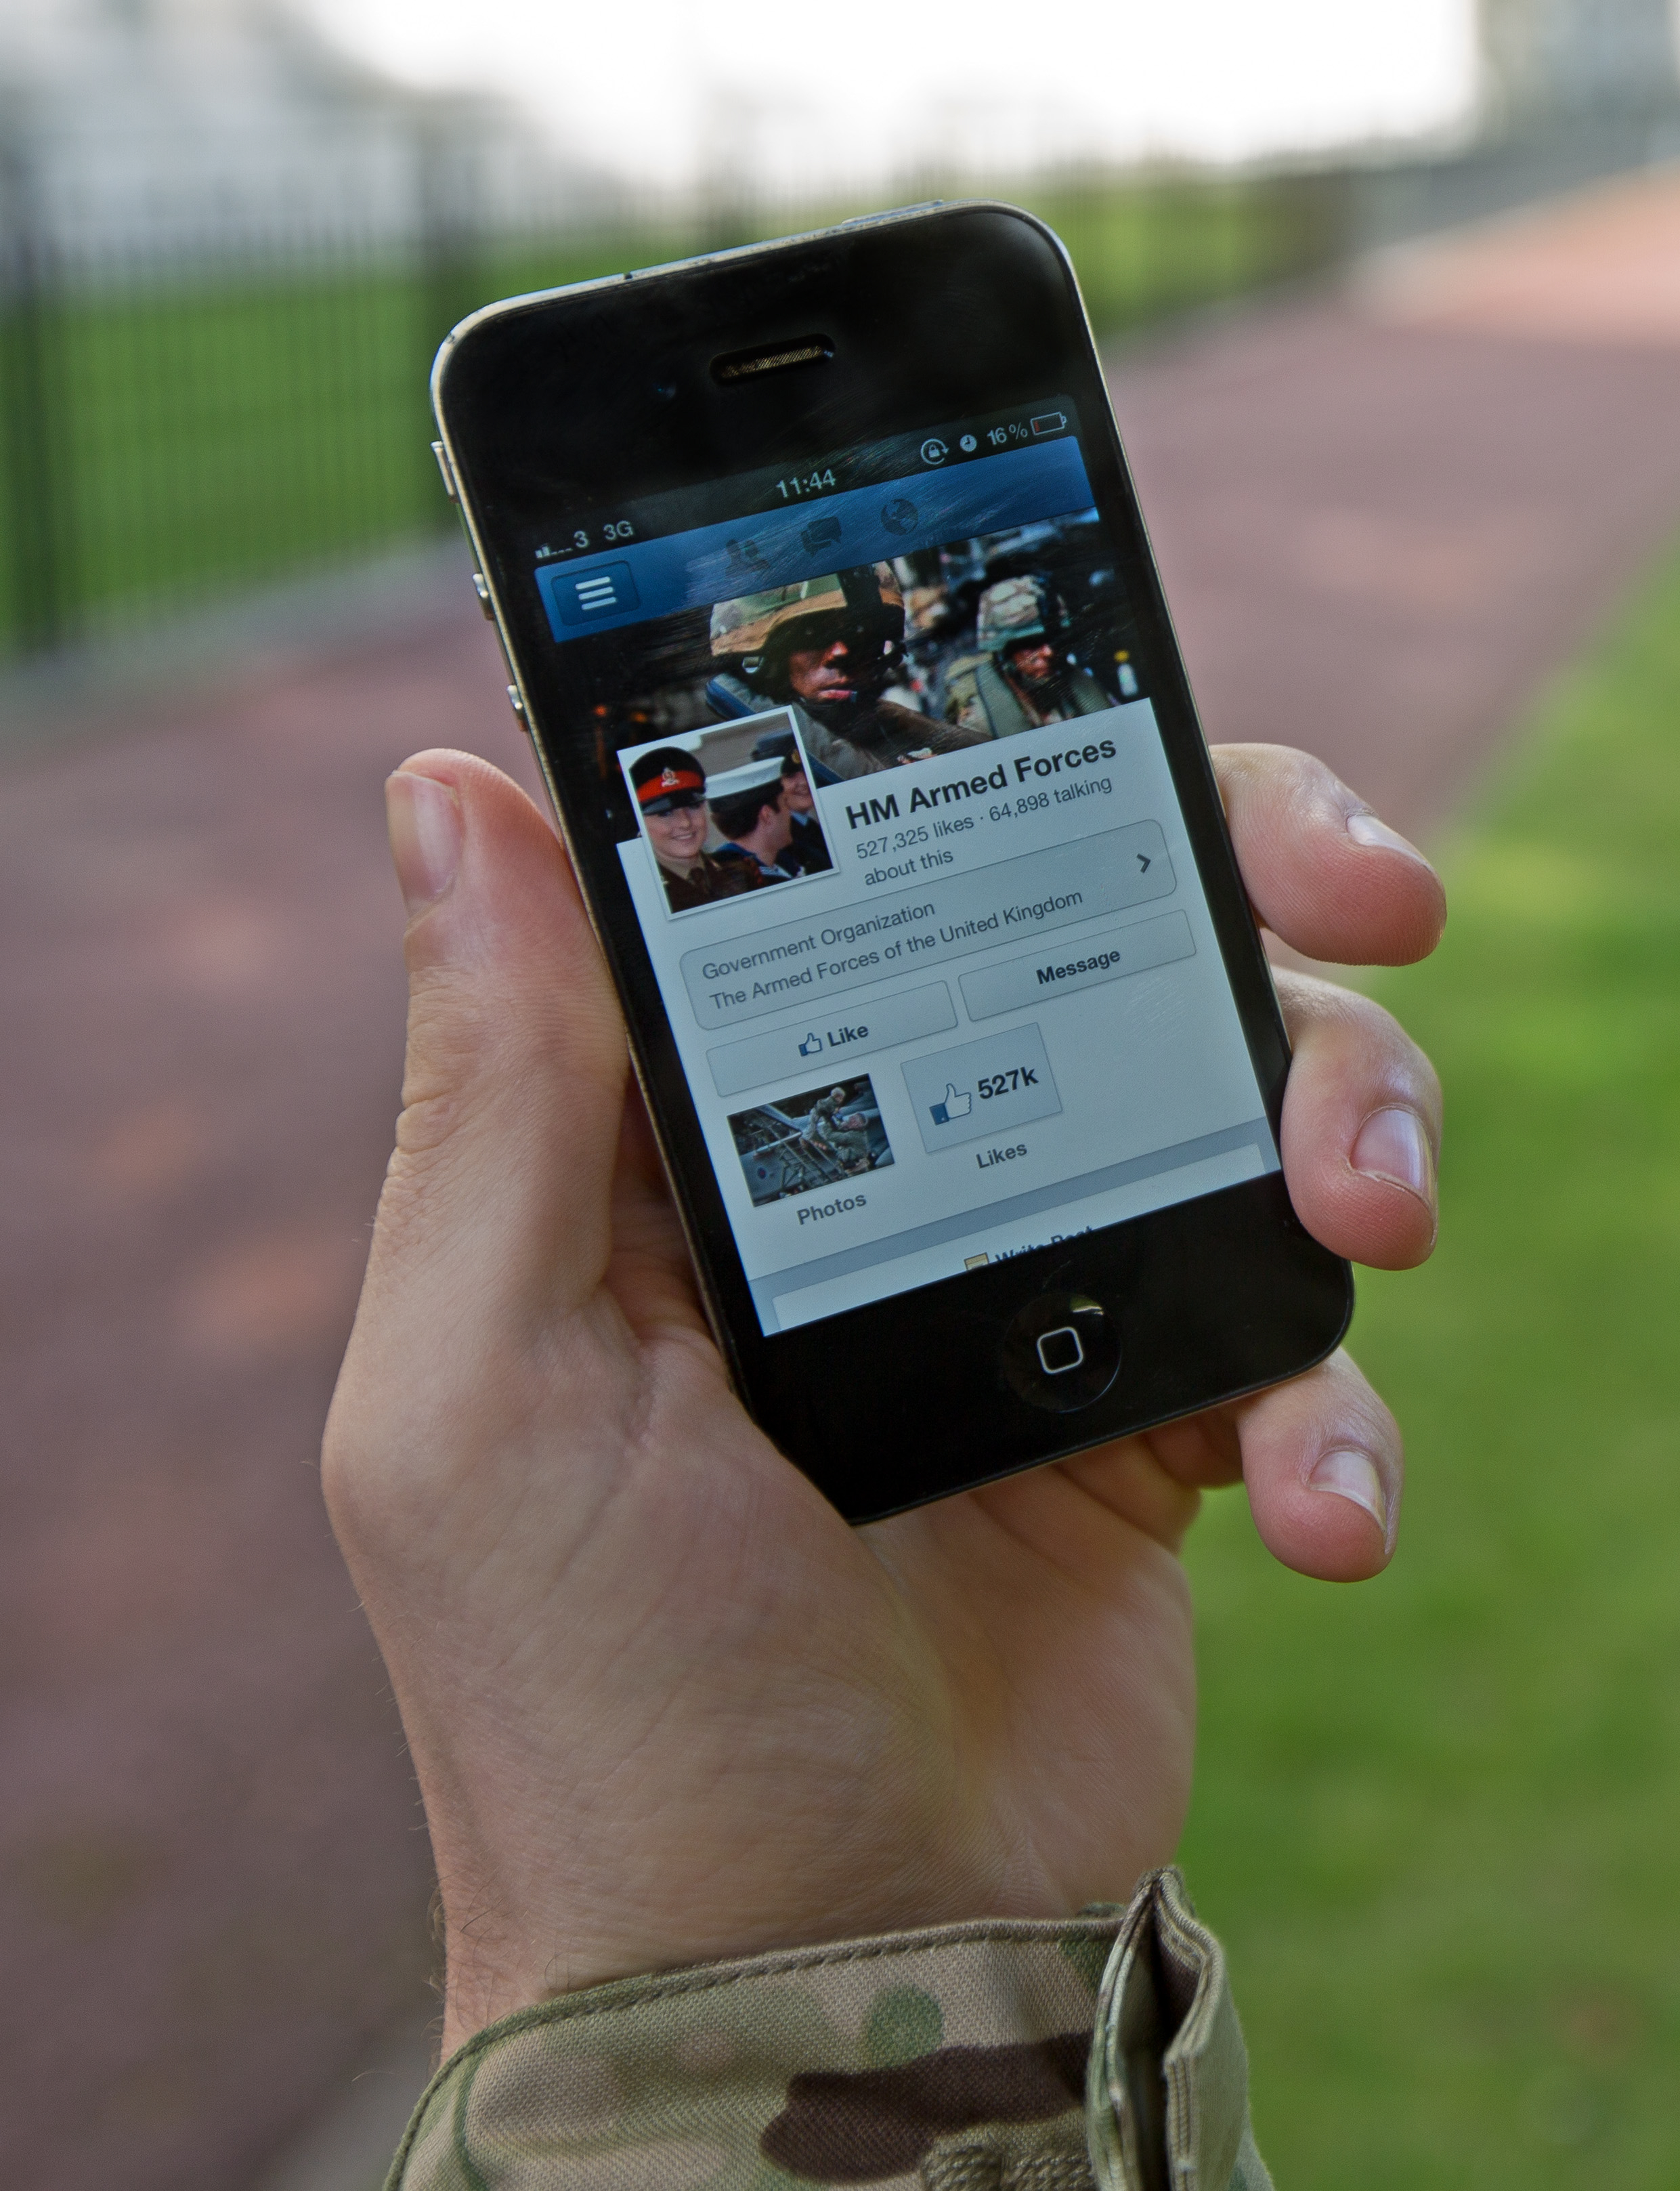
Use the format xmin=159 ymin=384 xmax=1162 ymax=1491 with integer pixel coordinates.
xmin=387 ymin=1867 xmax=1270 ymax=2191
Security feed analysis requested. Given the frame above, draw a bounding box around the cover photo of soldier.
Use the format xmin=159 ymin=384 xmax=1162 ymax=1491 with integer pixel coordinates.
xmin=728 ymin=1075 xmax=893 ymax=1208
xmin=584 ymin=507 xmax=1144 ymax=797
xmin=621 ymin=713 xmax=836 ymax=917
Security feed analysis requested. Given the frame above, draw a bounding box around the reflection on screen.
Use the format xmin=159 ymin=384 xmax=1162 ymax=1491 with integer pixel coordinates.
xmin=543 ymin=417 xmax=1279 ymax=1335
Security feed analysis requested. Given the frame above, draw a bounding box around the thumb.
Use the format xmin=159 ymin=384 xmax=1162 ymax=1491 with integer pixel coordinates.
xmin=360 ymin=750 xmax=628 ymax=1346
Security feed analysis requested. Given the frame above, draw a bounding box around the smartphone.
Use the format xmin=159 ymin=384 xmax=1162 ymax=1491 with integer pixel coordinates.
xmin=429 ymin=200 xmax=1350 ymax=1522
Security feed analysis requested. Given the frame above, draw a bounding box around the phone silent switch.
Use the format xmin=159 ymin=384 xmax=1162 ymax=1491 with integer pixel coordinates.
xmin=999 ymin=1291 xmax=1121 ymax=1413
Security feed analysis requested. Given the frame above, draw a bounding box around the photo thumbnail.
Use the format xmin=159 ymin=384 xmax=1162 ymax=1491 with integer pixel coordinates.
xmin=584 ymin=509 xmax=1143 ymax=796
xmin=621 ymin=710 xmax=836 ymax=918
xmin=729 ymin=1075 xmax=893 ymax=1208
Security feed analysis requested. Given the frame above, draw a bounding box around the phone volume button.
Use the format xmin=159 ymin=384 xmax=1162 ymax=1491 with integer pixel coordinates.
xmin=506 ymin=683 xmax=526 ymax=719
xmin=473 ymin=572 xmax=494 ymax=618
xmin=430 ymin=440 xmax=459 ymax=501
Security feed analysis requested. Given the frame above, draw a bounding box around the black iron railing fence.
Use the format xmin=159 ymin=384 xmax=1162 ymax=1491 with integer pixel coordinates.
xmin=0 ymin=163 xmax=1352 ymax=664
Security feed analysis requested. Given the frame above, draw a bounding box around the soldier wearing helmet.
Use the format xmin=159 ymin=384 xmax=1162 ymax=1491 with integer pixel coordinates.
xmin=630 ymin=746 xmax=764 ymax=916
xmin=800 ymin=1084 xmax=874 ymax=1174
xmin=943 ymin=574 xmax=1115 ymax=740
xmin=707 ymin=566 xmax=988 ymax=780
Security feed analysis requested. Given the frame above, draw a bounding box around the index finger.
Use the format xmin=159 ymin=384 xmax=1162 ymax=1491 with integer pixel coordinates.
xmin=1212 ymin=744 xmax=1447 ymax=967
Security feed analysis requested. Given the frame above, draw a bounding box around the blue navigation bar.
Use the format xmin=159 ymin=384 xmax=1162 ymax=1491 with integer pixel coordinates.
xmin=534 ymin=436 xmax=1096 ymax=643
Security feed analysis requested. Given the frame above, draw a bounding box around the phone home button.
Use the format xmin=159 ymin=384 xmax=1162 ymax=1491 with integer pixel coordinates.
xmin=1001 ymin=1292 xmax=1121 ymax=1413
xmin=1036 ymin=1326 xmax=1084 ymax=1376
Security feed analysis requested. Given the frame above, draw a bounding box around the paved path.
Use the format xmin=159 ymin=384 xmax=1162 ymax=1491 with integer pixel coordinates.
xmin=0 ymin=616 xmax=522 ymax=2191
xmin=5 ymin=171 xmax=1680 ymax=2191
xmin=1117 ymin=167 xmax=1680 ymax=834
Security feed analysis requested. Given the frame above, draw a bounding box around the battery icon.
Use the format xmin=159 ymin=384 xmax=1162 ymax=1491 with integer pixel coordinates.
xmin=1030 ymin=411 xmax=1067 ymax=436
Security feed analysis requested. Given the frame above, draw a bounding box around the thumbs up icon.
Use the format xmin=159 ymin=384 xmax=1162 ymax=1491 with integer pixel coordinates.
xmin=929 ymin=1083 xmax=972 ymax=1126
xmin=798 ymin=1032 xmax=823 ymax=1057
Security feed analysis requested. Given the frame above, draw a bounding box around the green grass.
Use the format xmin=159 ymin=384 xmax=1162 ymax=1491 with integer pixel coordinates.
xmin=0 ymin=171 xmax=1347 ymax=660
xmin=1178 ymin=538 xmax=1680 ymax=2183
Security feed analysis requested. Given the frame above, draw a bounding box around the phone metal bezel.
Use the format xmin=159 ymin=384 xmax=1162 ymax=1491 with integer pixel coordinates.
xmin=431 ymin=200 xmax=1352 ymax=1522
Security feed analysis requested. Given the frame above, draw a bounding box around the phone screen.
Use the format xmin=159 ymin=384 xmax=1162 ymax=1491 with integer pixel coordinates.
xmin=529 ymin=399 xmax=1280 ymax=1337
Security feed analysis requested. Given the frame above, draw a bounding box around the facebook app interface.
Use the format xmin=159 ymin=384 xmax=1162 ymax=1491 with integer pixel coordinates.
xmin=534 ymin=406 xmax=1279 ymax=1335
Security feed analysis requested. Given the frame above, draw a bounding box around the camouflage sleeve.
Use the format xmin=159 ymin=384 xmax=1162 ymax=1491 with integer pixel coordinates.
xmin=387 ymin=1867 xmax=1271 ymax=2191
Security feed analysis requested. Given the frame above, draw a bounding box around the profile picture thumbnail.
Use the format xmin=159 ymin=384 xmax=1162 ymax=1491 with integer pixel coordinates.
xmin=729 ymin=1074 xmax=893 ymax=1207
xmin=622 ymin=710 xmax=835 ymax=918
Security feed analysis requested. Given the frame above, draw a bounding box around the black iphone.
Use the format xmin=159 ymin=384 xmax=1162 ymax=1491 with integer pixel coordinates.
xmin=429 ymin=200 xmax=1351 ymax=1522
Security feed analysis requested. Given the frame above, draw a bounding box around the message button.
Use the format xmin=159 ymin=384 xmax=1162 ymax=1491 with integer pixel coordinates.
xmin=960 ymin=910 xmax=1196 ymax=1021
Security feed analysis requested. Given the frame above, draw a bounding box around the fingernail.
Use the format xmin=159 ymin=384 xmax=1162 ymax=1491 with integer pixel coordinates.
xmin=1347 ymin=809 xmax=1436 ymax=870
xmin=1352 ymin=1106 xmax=1434 ymax=1200
xmin=1309 ymin=1448 xmax=1388 ymax=1537
xmin=386 ymin=771 xmax=461 ymax=916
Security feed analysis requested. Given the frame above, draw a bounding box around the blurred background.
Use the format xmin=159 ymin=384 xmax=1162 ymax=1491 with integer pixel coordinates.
xmin=2 ymin=1 xmax=1679 ymax=2186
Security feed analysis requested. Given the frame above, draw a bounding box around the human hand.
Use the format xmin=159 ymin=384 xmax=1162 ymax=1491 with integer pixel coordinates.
xmin=323 ymin=742 xmax=1444 ymax=2053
